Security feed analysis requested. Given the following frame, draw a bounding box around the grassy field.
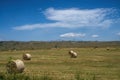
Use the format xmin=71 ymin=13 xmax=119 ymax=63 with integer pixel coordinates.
xmin=0 ymin=48 xmax=120 ymax=80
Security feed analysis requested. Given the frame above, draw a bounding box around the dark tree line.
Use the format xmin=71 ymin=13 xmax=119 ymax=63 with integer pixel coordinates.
xmin=0 ymin=41 xmax=120 ymax=51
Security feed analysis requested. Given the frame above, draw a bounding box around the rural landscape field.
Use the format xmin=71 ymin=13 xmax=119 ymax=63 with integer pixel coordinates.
xmin=1 ymin=0 xmax=120 ymax=80
xmin=0 ymin=41 xmax=120 ymax=80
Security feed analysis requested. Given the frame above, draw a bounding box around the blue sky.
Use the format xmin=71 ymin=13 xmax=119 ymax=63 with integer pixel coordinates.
xmin=0 ymin=0 xmax=120 ymax=41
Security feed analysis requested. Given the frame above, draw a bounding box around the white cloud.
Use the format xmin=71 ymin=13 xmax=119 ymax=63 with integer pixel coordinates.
xmin=117 ymin=32 xmax=120 ymax=36
xmin=13 ymin=8 xmax=117 ymax=30
xmin=60 ymin=32 xmax=86 ymax=38
xmin=13 ymin=22 xmax=71 ymax=30
xmin=91 ymin=35 xmax=99 ymax=38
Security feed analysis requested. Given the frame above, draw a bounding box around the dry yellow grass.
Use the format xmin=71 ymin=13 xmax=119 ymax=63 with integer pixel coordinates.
xmin=0 ymin=48 xmax=120 ymax=80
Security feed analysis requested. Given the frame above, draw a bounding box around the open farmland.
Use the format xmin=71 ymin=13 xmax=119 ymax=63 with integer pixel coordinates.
xmin=0 ymin=47 xmax=120 ymax=80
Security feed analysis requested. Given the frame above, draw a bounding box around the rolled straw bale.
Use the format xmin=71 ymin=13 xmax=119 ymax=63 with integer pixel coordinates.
xmin=106 ymin=47 xmax=110 ymax=50
xmin=23 ymin=53 xmax=31 ymax=60
xmin=6 ymin=59 xmax=25 ymax=73
xmin=69 ymin=50 xmax=77 ymax=58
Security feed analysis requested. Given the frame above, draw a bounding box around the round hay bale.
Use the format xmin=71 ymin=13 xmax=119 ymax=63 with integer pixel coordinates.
xmin=69 ymin=50 xmax=77 ymax=58
xmin=23 ymin=53 xmax=31 ymax=60
xmin=106 ymin=47 xmax=110 ymax=50
xmin=6 ymin=59 xmax=25 ymax=73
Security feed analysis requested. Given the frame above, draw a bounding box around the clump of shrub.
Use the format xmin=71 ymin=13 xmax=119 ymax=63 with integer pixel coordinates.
xmin=74 ymin=72 xmax=96 ymax=80
xmin=0 ymin=72 xmax=53 ymax=80
xmin=0 ymin=72 xmax=30 ymax=80
xmin=0 ymin=72 xmax=96 ymax=80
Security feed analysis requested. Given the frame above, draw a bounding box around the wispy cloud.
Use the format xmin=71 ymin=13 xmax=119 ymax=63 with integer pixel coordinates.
xmin=60 ymin=32 xmax=86 ymax=38
xmin=91 ymin=35 xmax=99 ymax=38
xmin=13 ymin=8 xmax=118 ymax=30
xmin=117 ymin=32 xmax=120 ymax=36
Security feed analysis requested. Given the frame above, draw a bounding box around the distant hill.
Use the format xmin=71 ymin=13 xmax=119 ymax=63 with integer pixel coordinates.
xmin=0 ymin=41 xmax=120 ymax=51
